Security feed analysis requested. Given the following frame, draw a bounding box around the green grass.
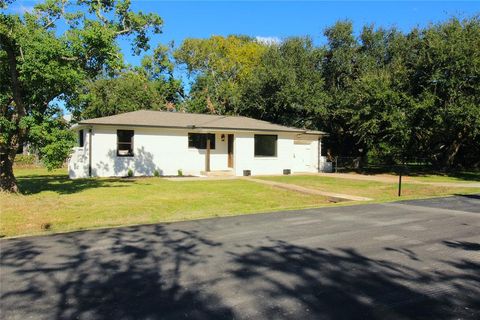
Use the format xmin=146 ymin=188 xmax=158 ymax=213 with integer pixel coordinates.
xmin=407 ymin=171 xmax=480 ymax=183
xmin=1 ymin=168 xmax=329 ymax=238
xmin=257 ymin=175 xmax=480 ymax=202
xmin=340 ymin=168 xmax=480 ymax=183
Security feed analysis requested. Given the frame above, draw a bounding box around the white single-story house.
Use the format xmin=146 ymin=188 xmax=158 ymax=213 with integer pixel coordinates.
xmin=68 ymin=110 xmax=331 ymax=179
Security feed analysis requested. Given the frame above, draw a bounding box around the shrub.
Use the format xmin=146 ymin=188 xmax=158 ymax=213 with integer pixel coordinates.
xmin=178 ymin=169 xmax=183 ymax=176
xmin=154 ymin=169 xmax=160 ymax=177
xmin=14 ymin=154 xmax=36 ymax=166
xmin=127 ymin=168 xmax=134 ymax=177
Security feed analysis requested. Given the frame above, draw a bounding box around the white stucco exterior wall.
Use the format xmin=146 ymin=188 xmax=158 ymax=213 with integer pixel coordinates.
xmin=233 ymin=132 xmax=296 ymax=176
xmin=68 ymin=129 xmax=90 ymax=179
xmin=90 ymin=126 xmax=230 ymax=177
xmin=68 ymin=125 xmax=323 ymax=178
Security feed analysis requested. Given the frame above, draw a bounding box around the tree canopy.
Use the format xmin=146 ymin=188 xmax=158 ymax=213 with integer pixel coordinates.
xmin=174 ymin=35 xmax=267 ymax=114
xmin=74 ymin=44 xmax=183 ymax=119
xmin=1 ymin=0 xmax=163 ymax=192
xmin=177 ymin=18 xmax=480 ymax=169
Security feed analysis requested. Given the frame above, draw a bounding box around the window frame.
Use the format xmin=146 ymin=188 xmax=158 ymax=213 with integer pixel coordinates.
xmin=254 ymin=134 xmax=278 ymax=158
xmin=188 ymin=133 xmax=216 ymax=150
xmin=117 ymin=129 xmax=134 ymax=157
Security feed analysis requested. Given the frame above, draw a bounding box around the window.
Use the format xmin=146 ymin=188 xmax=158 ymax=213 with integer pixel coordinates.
xmin=117 ymin=130 xmax=134 ymax=156
xmin=254 ymin=134 xmax=277 ymax=157
xmin=79 ymin=130 xmax=84 ymax=147
xmin=188 ymin=133 xmax=216 ymax=150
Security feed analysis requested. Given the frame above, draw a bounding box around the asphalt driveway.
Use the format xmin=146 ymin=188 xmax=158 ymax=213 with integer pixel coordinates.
xmin=1 ymin=195 xmax=479 ymax=319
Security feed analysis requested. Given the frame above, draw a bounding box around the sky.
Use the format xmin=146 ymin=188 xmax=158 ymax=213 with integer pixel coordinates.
xmin=9 ymin=0 xmax=480 ymax=67
xmin=6 ymin=0 xmax=480 ymax=106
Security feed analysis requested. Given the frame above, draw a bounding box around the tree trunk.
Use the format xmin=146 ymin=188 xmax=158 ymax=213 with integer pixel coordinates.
xmin=0 ymin=151 xmax=18 ymax=193
xmin=445 ymin=140 xmax=461 ymax=168
xmin=445 ymin=130 xmax=465 ymax=169
xmin=0 ymin=33 xmax=26 ymax=193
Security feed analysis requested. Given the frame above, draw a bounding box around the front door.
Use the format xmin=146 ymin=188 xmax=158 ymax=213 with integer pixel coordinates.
xmin=227 ymin=134 xmax=234 ymax=168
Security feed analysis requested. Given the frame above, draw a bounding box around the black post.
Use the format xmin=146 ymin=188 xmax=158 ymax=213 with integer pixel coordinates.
xmin=398 ymin=172 xmax=402 ymax=197
xmin=88 ymin=128 xmax=92 ymax=177
xmin=398 ymin=162 xmax=406 ymax=197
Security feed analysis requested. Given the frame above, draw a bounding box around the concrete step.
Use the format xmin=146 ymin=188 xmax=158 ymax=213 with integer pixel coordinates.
xmin=201 ymin=170 xmax=235 ymax=177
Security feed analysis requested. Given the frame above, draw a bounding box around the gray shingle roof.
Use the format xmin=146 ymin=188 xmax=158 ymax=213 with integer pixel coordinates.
xmin=79 ymin=110 xmax=327 ymax=134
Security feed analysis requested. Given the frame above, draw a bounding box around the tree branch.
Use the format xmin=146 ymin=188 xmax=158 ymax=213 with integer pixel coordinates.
xmin=116 ymin=17 xmax=131 ymax=35
xmin=95 ymin=0 xmax=109 ymax=25
xmin=61 ymin=56 xmax=79 ymax=61
xmin=3 ymin=38 xmax=26 ymax=120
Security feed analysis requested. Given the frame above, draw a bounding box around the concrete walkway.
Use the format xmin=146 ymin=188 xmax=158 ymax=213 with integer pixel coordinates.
xmin=246 ymin=177 xmax=373 ymax=202
xmin=163 ymin=176 xmax=237 ymax=181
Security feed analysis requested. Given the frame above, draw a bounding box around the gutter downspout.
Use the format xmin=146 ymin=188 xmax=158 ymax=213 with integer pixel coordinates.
xmin=205 ymin=134 xmax=211 ymax=172
xmin=88 ymin=128 xmax=92 ymax=177
xmin=317 ymin=137 xmax=321 ymax=173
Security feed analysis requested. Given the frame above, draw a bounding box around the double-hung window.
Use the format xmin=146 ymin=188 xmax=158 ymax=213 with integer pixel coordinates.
xmin=117 ymin=130 xmax=134 ymax=156
xmin=188 ymin=133 xmax=216 ymax=150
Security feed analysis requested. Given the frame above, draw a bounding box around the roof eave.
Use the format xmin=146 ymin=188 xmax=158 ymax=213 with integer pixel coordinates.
xmin=77 ymin=122 xmax=306 ymax=133
xmin=304 ymin=130 xmax=329 ymax=136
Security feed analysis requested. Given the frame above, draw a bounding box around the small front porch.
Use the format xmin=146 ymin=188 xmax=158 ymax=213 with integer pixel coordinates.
xmin=192 ymin=131 xmax=235 ymax=175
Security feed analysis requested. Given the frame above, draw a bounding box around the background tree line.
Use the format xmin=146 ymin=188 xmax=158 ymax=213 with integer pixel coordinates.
xmin=1 ymin=0 xmax=479 ymax=192
xmin=175 ymin=19 xmax=480 ymax=170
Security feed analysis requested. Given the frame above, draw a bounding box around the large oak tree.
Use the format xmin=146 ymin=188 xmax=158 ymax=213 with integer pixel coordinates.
xmin=0 ymin=0 xmax=163 ymax=192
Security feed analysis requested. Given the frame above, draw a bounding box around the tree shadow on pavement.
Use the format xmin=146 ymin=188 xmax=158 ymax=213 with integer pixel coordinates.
xmin=1 ymin=229 xmax=479 ymax=319
xmin=228 ymin=239 xmax=480 ymax=319
xmin=0 ymin=225 xmax=232 ymax=320
xmin=443 ymin=240 xmax=480 ymax=251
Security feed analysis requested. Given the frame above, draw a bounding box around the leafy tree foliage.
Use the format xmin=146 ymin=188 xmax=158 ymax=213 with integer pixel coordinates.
xmin=239 ymin=37 xmax=329 ymax=129
xmin=408 ymin=18 xmax=480 ymax=167
xmin=74 ymin=45 xmax=183 ymax=119
xmin=0 ymin=0 xmax=163 ymax=192
xmin=178 ymin=17 xmax=480 ymax=169
xmin=76 ymin=71 xmax=163 ymax=118
xmin=326 ymin=18 xmax=479 ymax=167
xmin=27 ymin=108 xmax=76 ymax=170
xmin=174 ymin=35 xmax=267 ymax=114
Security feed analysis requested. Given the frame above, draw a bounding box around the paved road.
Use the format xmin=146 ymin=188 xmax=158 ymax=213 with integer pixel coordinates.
xmin=1 ymin=195 xmax=479 ymax=320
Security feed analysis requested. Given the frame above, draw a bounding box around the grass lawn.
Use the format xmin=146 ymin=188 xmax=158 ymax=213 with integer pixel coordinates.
xmin=257 ymin=175 xmax=480 ymax=202
xmin=337 ymin=169 xmax=480 ymax=183
xmin=1 ymin=168 xmax=329 ymax=238
xmin=407 ymin=171 xmax=480 ymax=183
xmin=2 ymin=168 xmax=479 ymax=238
